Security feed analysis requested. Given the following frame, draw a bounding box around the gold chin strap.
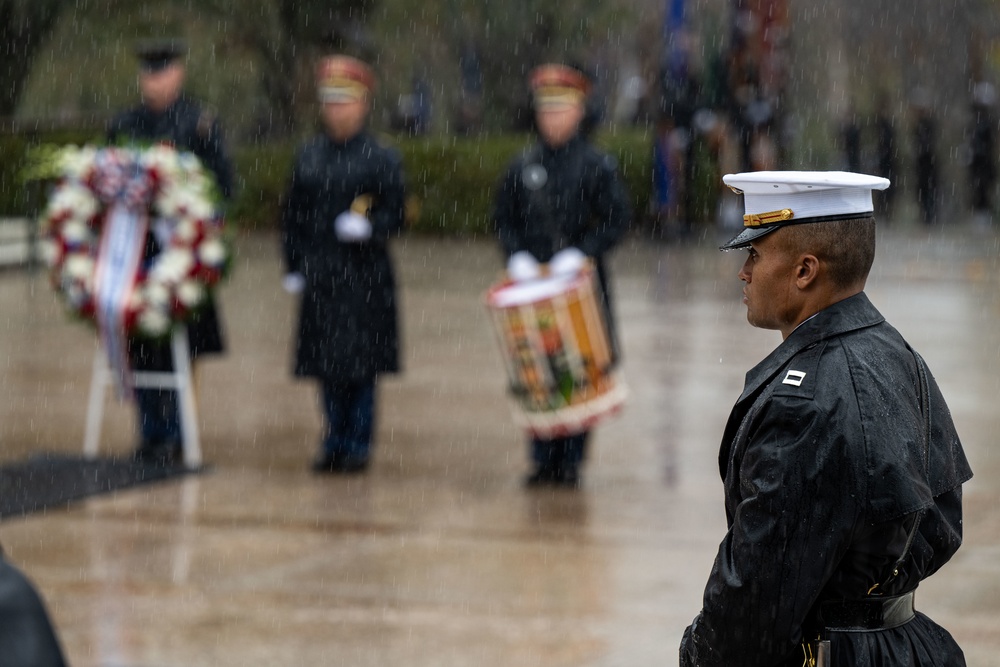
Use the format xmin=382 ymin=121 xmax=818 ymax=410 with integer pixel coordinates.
xmin=744 ymin=208 xmax=794 ymax=228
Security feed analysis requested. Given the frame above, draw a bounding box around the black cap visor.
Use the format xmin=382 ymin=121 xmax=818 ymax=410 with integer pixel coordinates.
xmin=719 ymin=212 xmax=874 ymax=251
xmin=719 ymin=224 xmax=782 ymax=251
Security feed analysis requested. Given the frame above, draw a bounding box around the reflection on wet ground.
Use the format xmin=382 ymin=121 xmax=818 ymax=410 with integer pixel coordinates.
xmin=1 ymin=223 xmax=999 ymax=666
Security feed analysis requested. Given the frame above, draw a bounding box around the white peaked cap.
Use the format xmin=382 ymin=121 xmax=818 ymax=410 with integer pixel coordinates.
xmin=720 ymin=171 xmax=890 ymax=250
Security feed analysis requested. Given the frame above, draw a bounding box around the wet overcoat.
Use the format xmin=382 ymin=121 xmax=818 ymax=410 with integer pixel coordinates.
xmin=680 ymin=293 xmax=973 ymax=667
xmin=282 ymin=132 xmax=405 ymax=382
xmin=0 ymin=556 xmax=67 ymax=666
xmin=107 ymin=95 xmax=233 ymax=367
xmin=492 ymin=135 xmax=631 ymax=360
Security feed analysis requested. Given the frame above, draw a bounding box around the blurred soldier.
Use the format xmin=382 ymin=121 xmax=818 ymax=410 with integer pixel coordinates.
xmin=681 ymin=171 xmax=972 ymax=666
xmin=281 ymin=54 xmax=405 ymax=474
xmin=107 ymin=39 xmax=233 ymax=465
xmin=492 ymin=63 xmax=631 ymax=488
xmin=874 ymin=95 xmax=897 ymax=221
xmin=0 ymin=549 xmax=67 ymax=666
xmin=967 ymin=81 xmax=997 ymax=230
xmin=910 ymin=89 xmax=939 ymax=226
xmin=838 ymin=107 xmax=861 ymax=173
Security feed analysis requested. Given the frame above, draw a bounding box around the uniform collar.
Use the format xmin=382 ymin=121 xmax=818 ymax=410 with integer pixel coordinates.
xmin=738 ymin=292 xmax=884 ymax=403
xmin=141 ymin=94 xmax=186 ymax=119
xmin=326 ymin=130 xmax=366 ymax=149
xmin=540 ymin=134 xmax=582 ymax=157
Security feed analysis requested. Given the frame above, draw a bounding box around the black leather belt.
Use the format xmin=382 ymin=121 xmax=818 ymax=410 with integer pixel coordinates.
xmin=817 ymin=591 xmax=915 ymax=632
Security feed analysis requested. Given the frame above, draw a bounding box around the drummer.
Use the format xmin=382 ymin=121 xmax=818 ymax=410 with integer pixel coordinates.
xmin=492 ymin=61 xmax=632 ymax=487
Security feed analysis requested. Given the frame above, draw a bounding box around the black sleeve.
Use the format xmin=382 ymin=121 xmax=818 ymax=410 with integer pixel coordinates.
xmin=369 ymin=147 xmax=406 ymax=242
xmin=281 ymin=150 xmax=309 ymax=275
xmin=196 ymin=114 xmax=234 ymax=201
xmin=492 ymin=162 xmax=524 ymax=258
xmin=578 ymin=152 xmax=631 ymax=258
xmin=680 ymin=395 xmax=863 ymax=666
xmin=0 ymin=559 xmax=67 ymax=667
xmin=106 ymin=111 xmax=129 ymax=144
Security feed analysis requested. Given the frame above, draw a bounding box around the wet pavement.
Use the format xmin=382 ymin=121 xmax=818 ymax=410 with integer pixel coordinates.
xmin=2 ymin=222 xmax=1000 ymax=666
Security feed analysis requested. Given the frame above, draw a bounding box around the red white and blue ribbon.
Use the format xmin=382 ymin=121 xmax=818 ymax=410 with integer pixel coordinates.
xmin=92 ymin=152 xmax=154 ymax=394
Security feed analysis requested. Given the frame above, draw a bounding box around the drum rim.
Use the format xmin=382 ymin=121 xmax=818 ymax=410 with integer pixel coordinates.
xmin=485 ymin=269 xmax=592 ymax=308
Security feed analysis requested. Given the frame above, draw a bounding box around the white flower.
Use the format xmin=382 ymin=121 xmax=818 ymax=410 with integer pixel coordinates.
xmin=49 ymin=183 xmax=98 ymax=221
xmin=143 ymin=145 xmax=181 ymax=179
xmin=138 ymin=308 xmax=171 ymax=336
xmin=59 ymin=146 xmax=98 ymax=180
xmin=63 ymin=254 xmax=94 ymax=281
xmin=198 ymin=238 xmax=227 ymax=267
xmin=61 ymin=220 xmax=90 ymax=244
xmin=154 ymin=185 xmax=177 ymax=217
xmin=177 ymin=151 xmax=203 ymax=175
xmin=128 ymin=290 xmax=146 ymax=311
xmin=168 ymin=188 xmax=214 ymax=220
xmin=144 ymin=282 xmax=171 ymax=310
xmin=174 ymin=219 xmax=199 ymax=244
xmin=39 ymin=239 xmax=62 ymax=266
xmin=176 ymin=280 xmax=206 ymax=308
xmin=150 ymin=248 xmax=195 ymax=284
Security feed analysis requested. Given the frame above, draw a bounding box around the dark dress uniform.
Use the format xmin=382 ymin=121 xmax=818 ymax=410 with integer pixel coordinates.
xmin=282 ymin=131 xmax=405 ymax=469
xmin=680 ymin=293 xmax=973 ymax=666
xmin=493 ymin=134 xmax=631 ymax=483
xmin=875 ymin=111 xmax=897 ymax=219
xmin=107 ymin=94 xmax=233 ymax=455
xmin=0 ymin=555 xmax=67 ymax=666
xmin=913 ymin=111 xmax=939 ymax=226
xmin=968 ymin=99 xmax=996 ymax=218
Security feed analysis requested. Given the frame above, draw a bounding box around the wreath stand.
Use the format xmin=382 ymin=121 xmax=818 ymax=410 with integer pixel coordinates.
xmin=82 ymin=325 xmax=202 ymax=469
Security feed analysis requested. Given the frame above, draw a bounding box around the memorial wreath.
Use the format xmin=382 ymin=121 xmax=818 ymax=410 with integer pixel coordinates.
xmin=37 ymin=143 xmax=230 ymax=339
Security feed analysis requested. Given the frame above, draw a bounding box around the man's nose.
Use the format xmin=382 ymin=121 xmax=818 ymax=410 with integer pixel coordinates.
xmin=738 ymin=260 xmax=751 ymax=282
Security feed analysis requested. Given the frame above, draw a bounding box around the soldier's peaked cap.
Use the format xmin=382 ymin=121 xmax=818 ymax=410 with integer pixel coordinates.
xmin=316 ymin=55 xmax=376 ymax=103
xmin=134 ymin=38 xmax=187 ymax=72
xmin=719 ymin=171 xmax=890 ymax=251
xmin=530 ymin=63 xmax=591 ymax=109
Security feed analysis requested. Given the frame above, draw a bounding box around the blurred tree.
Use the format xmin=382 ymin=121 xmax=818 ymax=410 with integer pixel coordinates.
xmin=427 ymin=0 xmax=631 ymax=131
xmin=0 ymin=0 xmax=66 ymax=117
xmin=199 ymin=0 xmax=377 ymax=138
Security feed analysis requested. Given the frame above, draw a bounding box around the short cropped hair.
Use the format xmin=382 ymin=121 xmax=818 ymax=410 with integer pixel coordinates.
xmin=781 ymin=216 xmax=876 ymax=289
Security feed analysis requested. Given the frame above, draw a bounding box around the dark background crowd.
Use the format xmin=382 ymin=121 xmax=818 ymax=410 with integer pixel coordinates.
xmin=2 ymin=0 xmax=1000 ymax=238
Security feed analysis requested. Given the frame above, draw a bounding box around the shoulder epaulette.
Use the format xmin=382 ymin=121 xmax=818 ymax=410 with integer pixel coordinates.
xmin=772 ymin=341 xmax=828 ymax=400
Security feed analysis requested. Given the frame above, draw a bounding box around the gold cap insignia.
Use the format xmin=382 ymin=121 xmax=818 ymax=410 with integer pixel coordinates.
xmin=744 ymin=208 xmax=794 ymax=228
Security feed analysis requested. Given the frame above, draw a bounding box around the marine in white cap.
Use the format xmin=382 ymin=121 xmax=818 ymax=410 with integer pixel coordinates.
xmin=680 ymin=172 xmax=973 ymax=666
xmin=719 ymin=170 xmax=890 ymax=251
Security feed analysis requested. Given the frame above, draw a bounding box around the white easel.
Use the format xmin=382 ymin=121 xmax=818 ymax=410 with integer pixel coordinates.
xmin=83 ymin=326 xmax=202 ymax=469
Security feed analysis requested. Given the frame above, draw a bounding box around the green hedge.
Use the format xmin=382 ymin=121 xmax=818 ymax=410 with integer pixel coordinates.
xmin=1 ymin=128 xmax=103 ymax=219
xmin=231 ymin=130 xmax=653 ymax=235
xmin=2 ymin=129 xmax=654 ymax=236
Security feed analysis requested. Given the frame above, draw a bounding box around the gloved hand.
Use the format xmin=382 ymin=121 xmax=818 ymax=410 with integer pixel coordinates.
xmin=282 ymin=272 xmax=305 ymax=294
xmin=334 ymin=211 xmax=372 ymax=242
xmin=506 ymin=251 xmax=541 ymax=282
xmin=549 ymin=247 xmax=587 ymax=276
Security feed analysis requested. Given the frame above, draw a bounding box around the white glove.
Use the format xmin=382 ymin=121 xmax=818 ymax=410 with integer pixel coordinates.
xmin=506 ymin=251 xmax=541 ymax=282
xmin=282 ymin=272 xmax=305 ymax=294
xmin=334 ymin=211 xmax=372 ymax=242
xmin=549 ymin=247 xmax=587 ymax=276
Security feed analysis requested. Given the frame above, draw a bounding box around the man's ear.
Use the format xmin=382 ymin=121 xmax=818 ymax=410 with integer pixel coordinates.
xmin=795 ymin=254 xmax=820 ymax=288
